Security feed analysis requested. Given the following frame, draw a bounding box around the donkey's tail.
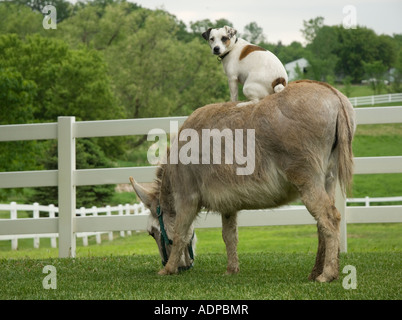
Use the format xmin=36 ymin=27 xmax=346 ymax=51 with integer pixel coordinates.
xmin=335 ymin=93 xmax=356 ymax=194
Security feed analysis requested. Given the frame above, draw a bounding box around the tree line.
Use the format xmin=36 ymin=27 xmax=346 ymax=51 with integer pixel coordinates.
xmin=1 ymin=0 xmax=401 ymax=205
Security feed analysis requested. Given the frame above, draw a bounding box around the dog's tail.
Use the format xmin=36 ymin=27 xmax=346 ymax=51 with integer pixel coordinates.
xmin=272 ymin=77 xmax=287 ymax=93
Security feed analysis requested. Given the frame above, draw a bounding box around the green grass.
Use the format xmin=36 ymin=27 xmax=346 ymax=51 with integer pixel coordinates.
xmin=0 ymin=252 xmax=400 ymax=300
xmin=336 ymin=84 xmax=389 ymax=97
xmin=0 ymin=224 xmax=400 ymax=299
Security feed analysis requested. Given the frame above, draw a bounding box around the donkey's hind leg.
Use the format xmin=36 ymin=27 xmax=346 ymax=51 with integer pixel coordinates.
xmin=222 ymin=212 xmax=239 ymax=274
xmin=301 ymin=185 xmax=341 ymax=282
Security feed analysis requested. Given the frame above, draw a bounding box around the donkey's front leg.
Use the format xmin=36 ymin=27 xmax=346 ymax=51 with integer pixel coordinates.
xmin=159 ymin=208 xmax=197 ymax=275
xmin=222 ymin=212 xmax=239 ymax=274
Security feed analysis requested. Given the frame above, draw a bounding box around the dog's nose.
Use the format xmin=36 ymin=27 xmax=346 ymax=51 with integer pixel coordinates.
xmin=213 ymin=46 xmax=220 ymax=54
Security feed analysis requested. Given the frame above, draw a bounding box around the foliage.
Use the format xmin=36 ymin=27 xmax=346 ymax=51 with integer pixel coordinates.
xmin=242 ymin=21 xmax=266 ymax=44
xmin=300 ymin=17 xmax=398 ymax=83
xmin=0 ymin=34 xmax=124 ymax=122
xmin=301 ymin=16 xmax=324 ymax=44
xmin=0 ymin=68 xmax=38 ymax=175
xmin=363 ymin=60 xmax=388 ymax=94
xmin=334 ymin=26 xmax=396 ymax=83
xmin=0 ymin=1 xmax=45 ymax=36
xmin=189 ymin=18 xmax=233 ymax=34
xmin=0 ymin=67 xmax=39 ymax=206
xmin=8 ymin=0 xmax=73 ymax=22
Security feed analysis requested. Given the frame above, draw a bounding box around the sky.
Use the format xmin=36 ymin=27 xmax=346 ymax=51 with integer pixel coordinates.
xmin=115 ymin=0 xmax=402 ymax=45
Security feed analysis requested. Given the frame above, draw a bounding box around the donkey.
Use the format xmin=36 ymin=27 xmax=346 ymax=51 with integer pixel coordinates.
xmin=131 ymin=80 xmax=355 ymax=282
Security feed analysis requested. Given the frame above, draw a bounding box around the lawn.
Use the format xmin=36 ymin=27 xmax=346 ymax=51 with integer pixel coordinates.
xmin=0 ymin=223 xmax=400 ymax=300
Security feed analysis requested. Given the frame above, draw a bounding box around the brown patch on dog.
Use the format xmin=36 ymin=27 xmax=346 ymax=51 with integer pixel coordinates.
xmin=239 ymin=45 xmax=266 ymax=61
xmin=271 ymin=77 xmax=287 ymax=90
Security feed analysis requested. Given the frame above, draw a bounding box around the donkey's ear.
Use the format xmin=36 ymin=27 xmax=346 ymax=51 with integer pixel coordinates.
xmin=129 ymin=177 xmax=152 ymax=208
xmin=202 ymin=28 xmax=212 ymax=41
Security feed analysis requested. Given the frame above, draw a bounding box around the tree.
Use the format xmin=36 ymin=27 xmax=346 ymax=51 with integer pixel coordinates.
xmin=0 ymin=33 xmax=125 ymax=157
xmin=7 ymin=0 xmax=73 ymax=23
xmin=305 ymin=26 xmax=339 ymax=81
xmin=0 ymin=68 xmax=38 ymax=172
xmin=301 ymin=16 xmax=324 ymax=44
xmin=0 ymin=1 xmax=44 ymax=37
xmin=363 ymin=60 xmax=388 ymax=94
xmin=242 ymin=22 xmax=266 ymax=44
xmin=0 ymin=68 xmax=39 ymax=200
xmin=0 ymin=34 xmax=124 ymax=122
xmin=335 ymin=26 xmax=396 ymax=82
xmin=391 ymin=48 xmax=402 ymax=92
xmin=190 ymin=18 xmax=233 ymax=34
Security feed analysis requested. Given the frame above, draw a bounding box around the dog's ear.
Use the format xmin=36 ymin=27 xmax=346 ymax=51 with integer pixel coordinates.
xmin=202 ymin=28 xmax=212 ymax=41
xmin=224 ymin=25 xmax=237 ymax=38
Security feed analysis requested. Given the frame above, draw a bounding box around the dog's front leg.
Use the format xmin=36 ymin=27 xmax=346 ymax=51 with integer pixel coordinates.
xmin=228 ymin=78 xmax=238 ymax=102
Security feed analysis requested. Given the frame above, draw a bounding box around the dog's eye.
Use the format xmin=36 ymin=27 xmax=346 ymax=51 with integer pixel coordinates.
xmin=209 ymin=37 xmax=214 ymax=42
xmin=221 ymin=36 xmax=229 ymax=42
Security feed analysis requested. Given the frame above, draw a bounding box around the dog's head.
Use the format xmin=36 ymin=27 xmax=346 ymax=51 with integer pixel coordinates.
xmin=202 ymin=26 xmax=237 ymax=57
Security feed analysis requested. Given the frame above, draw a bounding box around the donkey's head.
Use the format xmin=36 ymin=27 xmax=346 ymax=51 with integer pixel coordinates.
xmin=129 ymin=172 xmax=196 ymax=271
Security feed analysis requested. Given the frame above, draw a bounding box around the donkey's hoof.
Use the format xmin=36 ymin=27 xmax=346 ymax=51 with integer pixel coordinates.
xmin=308 ymin=270 xmax=321 ymax=281
xmin=315 ymin=272 xmax=339 ymax=283
xmin=225 ymin=266 xmax=240 ymax=275
xmin=158 ymin=265 xmax=178 ymax=275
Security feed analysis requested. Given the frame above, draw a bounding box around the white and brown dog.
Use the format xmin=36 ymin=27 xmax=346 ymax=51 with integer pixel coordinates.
xmin=202 ymin=26 xmax=288 ymax=107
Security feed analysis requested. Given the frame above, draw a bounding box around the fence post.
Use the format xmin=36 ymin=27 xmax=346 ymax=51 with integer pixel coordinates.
xmin=10 ymin=202 xmax=18 ymax=250
xmin=33 ymin=202 xmax=40 ymax=249
xmin=125 ymin=204 xmax=132 ymax=236
xmin=92 ymin=206 xmax=101 ymax=244
xmin=118 ymin=204 xmax=125 ymax=237
xmin=106 ymin=205 xmax=113 ymax=241
xmin=335 ymin=183 xmax=347 ymax=253
xmin=49 ymin=204 xmax=57 ymax=248
xmin=58 ymin=116 xmax=76 ymax=258
xmin=365 ymin=196 xmax=370 ymax=207
xmin=79 ymin=207 xmax=88 ymax=246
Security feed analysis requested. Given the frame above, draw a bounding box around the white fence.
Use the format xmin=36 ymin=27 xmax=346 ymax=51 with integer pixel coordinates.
xmin=0 ymin=106 xmax=402 ymax=257
xmin=349 ymin=93 xmax=402 ymax=107
xmin=2 ymin=196 xmax=401 ymax=250
xmin=347 ymin=196 xmax=402 ymax=207
xmin=0 ymin=202 xmax=149 ymax=250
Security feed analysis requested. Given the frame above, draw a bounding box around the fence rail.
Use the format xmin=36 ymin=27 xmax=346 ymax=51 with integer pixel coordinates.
xmin=349 ymin=93 xmax=402 ymax=106
xmin=0 ymin=106 xmax=401 ymax=257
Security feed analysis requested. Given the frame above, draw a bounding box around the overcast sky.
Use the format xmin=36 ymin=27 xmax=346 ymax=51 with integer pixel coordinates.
xmin=117 ymin=0 xmax=402 ymax=45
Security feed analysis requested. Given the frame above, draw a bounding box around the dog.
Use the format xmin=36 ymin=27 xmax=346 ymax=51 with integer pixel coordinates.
xmin=202 ymin=26 xmax=288 ymax=107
